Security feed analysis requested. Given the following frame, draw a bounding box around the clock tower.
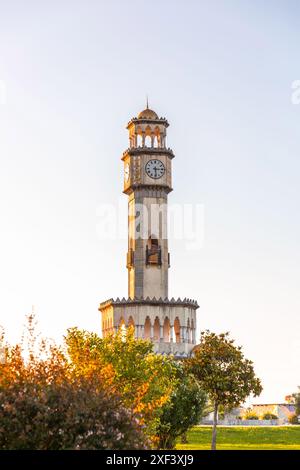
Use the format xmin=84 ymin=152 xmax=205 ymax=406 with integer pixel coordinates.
xmin=123 ymin=106 xmax=173 ymax=300
xmin=99 ymin=105 xmax=199 ymax=357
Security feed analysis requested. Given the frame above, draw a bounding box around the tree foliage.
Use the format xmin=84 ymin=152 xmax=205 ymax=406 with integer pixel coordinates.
xmin=0 ymin=316 xmax=148 ymax=449
xmin=293 ymin=387 xmax=300 ymax=416
xmin=65 ymin=326 xmax=177 ymax=443
xmin=187 ymin=330 xmax=262 ymax=450
xmin=156 ymin=363 xmax=207 ymax=449
xmin=0 ymin=316 xmax=209 ymax=450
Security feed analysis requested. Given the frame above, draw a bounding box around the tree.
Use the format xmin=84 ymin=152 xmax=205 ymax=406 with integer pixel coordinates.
xmin=0 ymin=318 xmax=148 ymax=450
xmin=155 ymin=363 xmax=207 ymax=449
xmin=293 ymin=387 xmax=300 ymax=416
xmin=65 ymin=326 xmax=178 ymax=444
xmin=187 ymin=331 xmax=262 ymax=450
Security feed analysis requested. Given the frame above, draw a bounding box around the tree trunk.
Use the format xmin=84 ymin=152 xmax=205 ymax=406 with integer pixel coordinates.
xmin=181 ymin=432 xmax=188 ymax=444
xmin=211 ymin=402 xmax=218 ymax=450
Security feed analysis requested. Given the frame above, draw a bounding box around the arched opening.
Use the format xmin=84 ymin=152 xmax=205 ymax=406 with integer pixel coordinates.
xmin=163 ymin=317 xmax=170 ymax=342
xmin=144 ymin=316 xmax=151 ymax=339
xmin=153 ymin=317 xmax=160 ymax=342
xmin=154 ymin=127 xmax=160 ymax=148
xmin=146 ymin=235 xmax=161 ymax=265
xmin=145 ymin=135 xmax=151 ymax=147
xmin=174 ymin=317 xmax=181 ymax=343
xmin=157 ymin=133 xmax=162 ymax=148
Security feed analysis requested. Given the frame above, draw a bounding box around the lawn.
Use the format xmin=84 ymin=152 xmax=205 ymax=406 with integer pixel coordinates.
xmin=176 ymin=426 xmax=300 ymax=450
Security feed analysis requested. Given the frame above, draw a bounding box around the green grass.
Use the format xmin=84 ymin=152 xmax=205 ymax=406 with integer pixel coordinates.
xmin=176 ymin=426 xmax=300 ymax=450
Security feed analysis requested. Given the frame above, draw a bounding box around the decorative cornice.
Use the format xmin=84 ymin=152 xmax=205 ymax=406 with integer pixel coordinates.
xmin=99 ymin=297 xmax=199 ymax=310
xmin=122 ymin=147 xmax=174 ymax=160
xmin=127 ymin=117 xmax=169 ymax=129
xmin=123 ymin=184 xmax=173 ymax=196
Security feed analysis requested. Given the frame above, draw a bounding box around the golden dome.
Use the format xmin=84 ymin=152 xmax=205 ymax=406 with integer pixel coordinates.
xmin=137 ymin=108 xmax=158 ymax=120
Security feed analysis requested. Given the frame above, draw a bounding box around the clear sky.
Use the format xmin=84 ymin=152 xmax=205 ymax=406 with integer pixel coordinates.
xmin=0 ymin=0 xmax=299 ymax=403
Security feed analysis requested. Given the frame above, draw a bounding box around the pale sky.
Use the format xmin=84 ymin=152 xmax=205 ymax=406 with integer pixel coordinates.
xmin=0 ymin=0 xmax=299 ymax=403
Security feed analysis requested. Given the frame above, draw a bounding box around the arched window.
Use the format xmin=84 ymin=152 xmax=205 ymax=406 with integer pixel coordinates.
xmin=153 ymin=317 xmax=160 ymax=342
xmin=144 ymin=317 xmax=151 ymax=339
xmin=137 ymin=134 xmax=143 ymax=147
xmin=174 ymin=317 xmax=181 ymax=343
xmin=145 ymin=135 xmax=151 ymax=147
xmin=163 ymin=317 xmax=170 ymax=342
xmin=154 ymin=127 xmax=160 ymax=148
xmin=146 ymin=236 xmax=161 ymax=265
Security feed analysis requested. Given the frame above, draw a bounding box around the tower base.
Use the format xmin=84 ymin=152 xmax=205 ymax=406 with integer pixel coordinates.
xmin=99 ymin=297 xmax=199 ymax=358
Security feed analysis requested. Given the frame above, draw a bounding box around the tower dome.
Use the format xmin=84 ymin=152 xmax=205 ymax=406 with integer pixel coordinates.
xmin=138 ymin=108 xmax=158 ymax=120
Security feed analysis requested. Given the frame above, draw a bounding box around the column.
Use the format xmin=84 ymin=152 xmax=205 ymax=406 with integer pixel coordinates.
xmin=170 ymin=325 xmax=174 ymax=343
xmin=150 ymin=324 xmax=154 ymax=340
xmin=135 ymin=324 xmax=139 ymax=338
xmin=160 ymin=325 xmax=163 ymax=342
xmin=180 ymin=326 xmax=185 ymax=343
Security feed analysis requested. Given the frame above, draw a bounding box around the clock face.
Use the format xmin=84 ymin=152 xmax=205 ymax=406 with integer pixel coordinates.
xmin=145 ymin=159 xmax=165 ymax=179
xmin=124 ymin=163 xmax=130 ymax=182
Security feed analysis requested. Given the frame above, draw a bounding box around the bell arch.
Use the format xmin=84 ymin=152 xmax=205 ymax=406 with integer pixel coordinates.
xmin=174 ymin=317 xmax=181 ymax=343
xmin=163 ymin=317 xmax=170 ymax=342
xmin=144 ymin=316 xmax=151 ymax=339
xmin=153 ymin=317 xmax=160 ymax=342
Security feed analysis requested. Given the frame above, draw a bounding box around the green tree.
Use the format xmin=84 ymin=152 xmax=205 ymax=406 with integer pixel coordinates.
xmin=187 ymin=330 xmax=262 ymax=450
xmin=156 ymin=363 xmax=207 ymax=449
xmin=65 ymin=326 xmax=178 ymax=444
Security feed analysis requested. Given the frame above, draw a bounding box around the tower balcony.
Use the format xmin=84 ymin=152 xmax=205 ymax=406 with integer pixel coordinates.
xmin=122 ymin=146 xmax=174 ymax=160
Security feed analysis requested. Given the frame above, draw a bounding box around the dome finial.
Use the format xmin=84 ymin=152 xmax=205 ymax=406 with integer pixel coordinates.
xmin=146 ymin=94 xmax=149 ymax=109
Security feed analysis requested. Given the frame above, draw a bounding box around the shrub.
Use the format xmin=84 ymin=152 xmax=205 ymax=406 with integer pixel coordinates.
xmin=288 ymin=414 xmax=300 ymax=425
xmin=262 ymin=412 xmax=278 ymax=420
xmin=244 ymin=411 xmax=259 ymax=420
xmin=0 ymin=372 xmax=148 ymax=449
xmin=0 ymin=316 xmax=148 ymax=450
